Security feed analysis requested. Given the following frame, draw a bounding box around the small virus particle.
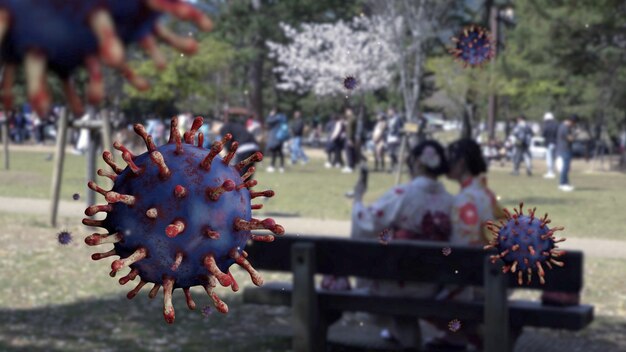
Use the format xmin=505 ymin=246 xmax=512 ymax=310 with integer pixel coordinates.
xmin=450 ymin=25 xmax=495 ymax=67
xmin=201 ymin=306 xmax=212 ymax=318
xmin=84 ymin=116 xmax=284 ymax=324
xmin=72 ymin=193 xmax=80 ymax=201
xmin=484 ymin=202 xmax=566 ymax=285
xmin=343 ymin=76 xmax=358 ymax=90
xmin=379 ymin=228 xmax=392 ymax=245
xmin=442 ymin=247 xmax=452 ymax=256
xmin=448 ymin=319 xmax=462 ymax=332
xmin=57 ymin=230 xmax=73 ymax=245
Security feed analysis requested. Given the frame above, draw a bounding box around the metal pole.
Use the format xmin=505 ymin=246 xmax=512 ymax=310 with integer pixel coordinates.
xmin=49 ymin=107 xmax=69 ymax=227
xmin=1 ymin=113 xmax=8 ymax=170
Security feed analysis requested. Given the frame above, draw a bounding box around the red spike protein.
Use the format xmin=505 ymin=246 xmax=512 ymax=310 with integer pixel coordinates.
xmin=84 ymin=116 xmax=284 ymax=324
xmin=484 ymin=202 xmax=566 ymax=285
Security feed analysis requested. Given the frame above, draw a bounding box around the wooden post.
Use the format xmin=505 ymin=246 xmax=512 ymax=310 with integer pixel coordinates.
xmin=483 ymin=256 xmax=510 ymax=352
xmin=1 ymin=114 xmax=8 ymax=170
xmin=394 ymin=134 xmax=407 ymax=185
xmin=101 ymin=108 xmax=113 ymax=158
xmin=292 ymin=242 xmax=326 ymax=352
xmin=86 ymin=107 xmax=97 ymax=208
xmin=49 ymin=107 xmax=69 ymax=227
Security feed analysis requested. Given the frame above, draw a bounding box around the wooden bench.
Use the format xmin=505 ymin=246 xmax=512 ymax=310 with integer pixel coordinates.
xmin=243 ymin=235 xmax=594 ymax=352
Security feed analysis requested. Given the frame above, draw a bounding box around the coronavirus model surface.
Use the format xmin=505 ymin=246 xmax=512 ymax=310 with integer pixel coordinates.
xmin=484 ymin=202 xmax=566 ymax=285
xmin=450 ymin=25 xmax=495 ymax=67
xmin=84 ymin=116 xmax=284 ymax=324
xmin=0 ymin=0 xmax=212 ymax=116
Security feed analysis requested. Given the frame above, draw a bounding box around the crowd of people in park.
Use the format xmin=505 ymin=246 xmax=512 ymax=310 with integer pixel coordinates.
xmin=505 ymin=112 xmax=580 ymax=191
xmin=2 ymin=102 xmax=625 ymax=188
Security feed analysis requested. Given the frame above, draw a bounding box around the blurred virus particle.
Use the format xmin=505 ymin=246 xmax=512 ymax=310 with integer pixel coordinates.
xmin=485 ymin=202 xmax=566 ymax=285
xmin=343 ymin=75 xmax=358 ymax=91
xmin=73 ymin=193 xmax=80 ymax=201
xmin=448 ymin=319 xmax=461 ymax=332
xmin=201 ymin=305 xmax=212 ymax=318
xmin=449 ymin=25 xmax=495 ymax=67
xmin=442 ymin=247 xmax=452 ymax=256
xmin=57 ymin=230 xmax=73 ymax=245
xmin=0 ymin=0 xmax=213 ymax=117
xmin=378 ymin=228 xmax=392 ymax=245
xmin=83 ymin=116 xmax=284 ymax=324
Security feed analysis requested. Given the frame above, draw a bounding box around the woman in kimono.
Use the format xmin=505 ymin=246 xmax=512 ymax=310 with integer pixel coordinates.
xmin=426 ymin=138 xmax=506 ymax=350
xmin=351 ymin=140 xmax=454 ymax=349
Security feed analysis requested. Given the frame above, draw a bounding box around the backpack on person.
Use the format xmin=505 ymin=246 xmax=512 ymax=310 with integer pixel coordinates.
xmin=515 ymin=125 xmax=533 ymax=148
xmin=276 ymin=120 xmax=291 ymax=142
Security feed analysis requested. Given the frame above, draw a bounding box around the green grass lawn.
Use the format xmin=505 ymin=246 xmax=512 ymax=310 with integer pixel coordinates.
xmin=1 ymin=149 xmax=625 ymax=240
xmin=0 ymin=147 xmax=624 ymax=351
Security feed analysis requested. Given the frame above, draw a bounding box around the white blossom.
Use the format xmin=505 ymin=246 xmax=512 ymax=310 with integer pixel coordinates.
xmin=267 ymin=16 xmax=399 ymax=96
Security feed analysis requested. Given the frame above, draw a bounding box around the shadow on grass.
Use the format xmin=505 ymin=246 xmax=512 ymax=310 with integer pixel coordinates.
xmin=0 ymin=293 xmax=291 ymax=352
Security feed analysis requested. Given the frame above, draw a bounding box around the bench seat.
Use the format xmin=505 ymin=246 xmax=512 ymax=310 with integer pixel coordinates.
xmin=244 ymin=282 xmax=594 ymax=331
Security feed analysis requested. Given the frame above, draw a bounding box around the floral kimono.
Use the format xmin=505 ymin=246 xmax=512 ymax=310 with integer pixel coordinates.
xmin=450 ymin=175 xmax=504 ymax=247
xmin=351 ymin=176 xmax=454 ymax=296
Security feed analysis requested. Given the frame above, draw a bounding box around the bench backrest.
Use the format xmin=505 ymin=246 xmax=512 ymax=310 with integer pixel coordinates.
xmin=245 ymin=235 xmax=583 ymax=292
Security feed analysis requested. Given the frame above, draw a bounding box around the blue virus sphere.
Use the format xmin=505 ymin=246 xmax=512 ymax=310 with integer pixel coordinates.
xmin=84 ymin=116 xmax=284 ymax=324
xmin=485 ymin=203 xmax=566 ymax=285
xmin=0 ymin=0 xmax=213 ymax=116
xmin=343 ymin=76 xmax=358 ymax=90
xmin=57 ymin=230 xmax=73 ymax=245
xmin=448 ymin=319 xmax=461 ymax=332
xmin=450 ymin=25 xmax=495 ymax=67
xmin=72 ymin=193 xmax=80 ymax=201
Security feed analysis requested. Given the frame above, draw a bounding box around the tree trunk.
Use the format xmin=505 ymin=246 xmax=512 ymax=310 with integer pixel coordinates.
xmin=249 ymin=40 xmax=265 ymax=122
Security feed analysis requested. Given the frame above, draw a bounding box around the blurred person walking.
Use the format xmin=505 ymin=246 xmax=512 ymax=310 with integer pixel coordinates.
xmin=265 ymin=108 xmax=289 ymax=173
xmin=556 ymin=115 xmax=578 ymax=191
xmin=510 ymin=115 xmax=533 ymax=176
xmin=542 ymin=112 xmax=559 ymax=178
xmin=289 ymin=110 xmax=308 ymax=165
xmin=220 ymin=114 xmax=260 ymax=178
xmin=372 ymin=113 xmax=387 ymax=172
xmin=385 ymin=107 xmax=403 ymax=173
xmin=326 ymin=114 xmax=346 ymax=168
xmin=343 ymin=108 xmax=357 ymax=173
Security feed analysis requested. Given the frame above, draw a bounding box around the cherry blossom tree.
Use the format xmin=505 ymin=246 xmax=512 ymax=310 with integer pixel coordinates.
xmin=267 ymin=16 xmax=399 ymax=97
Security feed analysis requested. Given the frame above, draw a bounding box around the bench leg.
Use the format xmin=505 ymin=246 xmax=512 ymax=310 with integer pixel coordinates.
xmin=292 ymin=243 xmax=327 ymax=352
xmin=484 ymin=256 xmax=511 ymax=352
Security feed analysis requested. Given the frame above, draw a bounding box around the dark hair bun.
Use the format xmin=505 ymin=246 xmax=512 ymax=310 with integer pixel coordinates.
xmin=447 ymin=138 xmax=487 ymax=176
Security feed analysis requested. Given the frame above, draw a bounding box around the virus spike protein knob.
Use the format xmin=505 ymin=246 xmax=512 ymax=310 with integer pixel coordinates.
xmin=84 ymin=116 xmax=283 ymax=323
xmin=484 ymin=202 xmax=566 ymax=285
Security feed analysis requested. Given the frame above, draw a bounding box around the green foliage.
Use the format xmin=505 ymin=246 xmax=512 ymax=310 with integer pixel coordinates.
xmin=124 ymin=35 xmax=234 ymax=115
xmin=495 ymin=0 xmax=626 ymax=133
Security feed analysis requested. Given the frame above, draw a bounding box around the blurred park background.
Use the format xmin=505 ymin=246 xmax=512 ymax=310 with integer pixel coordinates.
xmin=1 ymin=0 xmax=626 ymax=351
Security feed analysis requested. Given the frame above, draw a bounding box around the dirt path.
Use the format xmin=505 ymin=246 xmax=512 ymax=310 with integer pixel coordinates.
xmin=0 ymin=195 xmax=624 ymax=260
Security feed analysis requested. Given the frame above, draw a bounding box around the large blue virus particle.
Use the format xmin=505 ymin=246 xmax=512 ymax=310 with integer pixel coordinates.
xmin=84 ymin=116 xmax=284 ymax=324
xmin=449 ymin=25 xmax=495 ymax=67
xmin=0 ymin=0 xmax=212 ymax=117
xmin=484 ymin=202 xmax=566 ymax=285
